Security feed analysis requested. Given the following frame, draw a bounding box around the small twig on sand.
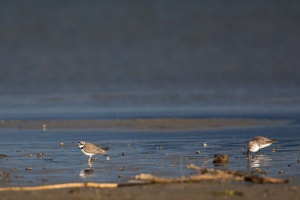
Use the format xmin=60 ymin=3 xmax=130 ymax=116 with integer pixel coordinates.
xmin=0 ymin=182 xmax=118 ymax=191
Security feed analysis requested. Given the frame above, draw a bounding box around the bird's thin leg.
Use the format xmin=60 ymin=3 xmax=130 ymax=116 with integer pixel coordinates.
xmin=247 ymin=150 xmax=251 ymax=159
xmin=88 ymin=156 xmax=92 ymax=163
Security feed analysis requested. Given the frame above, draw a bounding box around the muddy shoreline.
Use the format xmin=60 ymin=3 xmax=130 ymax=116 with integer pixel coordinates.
xmin=0 ymin=182 xmax=299 ymax=200
xmin=0 ymin=118 xmax=292 ymax=131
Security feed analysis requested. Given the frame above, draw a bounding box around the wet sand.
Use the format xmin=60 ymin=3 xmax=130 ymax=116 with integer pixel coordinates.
xmin=0 ymin=182 xmax=299 ymax=200
xmin=0 ymin=118 xmax=292 ymax=131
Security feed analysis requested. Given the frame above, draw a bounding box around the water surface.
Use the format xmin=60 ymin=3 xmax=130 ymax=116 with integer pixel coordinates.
xmin=1 ymin=121 xmax=299 ymax=186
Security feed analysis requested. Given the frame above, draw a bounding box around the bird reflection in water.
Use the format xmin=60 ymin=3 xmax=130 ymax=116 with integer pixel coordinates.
xmin=247 ymin=155 xmax=271 ymax=168
xmin=79 ymin=167 xmax=95 ymax=179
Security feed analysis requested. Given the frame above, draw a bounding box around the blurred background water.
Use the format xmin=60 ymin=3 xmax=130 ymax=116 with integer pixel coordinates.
xmin=0 ymin=1 xmax=299 ymax=119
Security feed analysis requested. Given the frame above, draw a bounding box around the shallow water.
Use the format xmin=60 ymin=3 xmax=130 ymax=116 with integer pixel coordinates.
xmin=1 ymin=121 xmax=300 ymax=187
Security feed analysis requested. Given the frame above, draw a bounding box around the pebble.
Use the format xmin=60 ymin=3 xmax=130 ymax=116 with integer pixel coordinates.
xmin=170 ymin=163 xmax=176 ymax=167
xmin=196 ymin=150 xmax=201 ymax=154
xmin=119 ymin=166 xmax=125 ymax=171
xmin=37 ymin=153 xmax=44 ymax=158
xmin=272 ymin=149 xmax=276 ymax=152
xmin=297 ymin=159 xmax=300 ymax=163
xmin=202 ymin=143 xmax=207 ymax=147
xmin=254 ymin=168 xmax=262 ymax=173
xmin=26 ymin=167 xmax=32 ymax=170
xmin=278 ymin=170 xmax=285 ymax=174
xmin=42 ymin=124 xmax=47 ymax=131
xmin=84 ymin=168 xmax=94 ymax=173
xmin=213 ymin=154 xmax=229 ymax=164
xmin=59 ymin=143 xmax=64 ymax=146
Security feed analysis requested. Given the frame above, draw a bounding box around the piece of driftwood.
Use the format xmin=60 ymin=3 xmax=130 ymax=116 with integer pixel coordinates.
xmin=187 ymin=163 xmax=288 ymax=184
xmin=0 ymin=164 xmax=288 ymax=192
xmin=0 ymin=182 xmax=118 ymax=191
xmin=134 ymin=164 xmax=288 ymax=184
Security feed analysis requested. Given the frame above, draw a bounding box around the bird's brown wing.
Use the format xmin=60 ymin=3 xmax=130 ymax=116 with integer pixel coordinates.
xmin=85 ymin=143 xmax=107 ymax=154
xmin=253 ymin=136 xmax=277 ymax=144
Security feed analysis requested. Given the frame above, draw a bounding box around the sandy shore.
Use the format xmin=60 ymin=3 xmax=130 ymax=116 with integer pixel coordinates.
xmin=0 ymin=182 xmax=299 ymax=200
xmin=0 ymin=118 xmax=292 ymax=131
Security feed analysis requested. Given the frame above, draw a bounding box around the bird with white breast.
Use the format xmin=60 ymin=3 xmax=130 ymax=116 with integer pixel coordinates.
xmin=78 ymin=141 xmax=107 ymax=163
xmin=247 ymin=136 xmax=277 ymax=158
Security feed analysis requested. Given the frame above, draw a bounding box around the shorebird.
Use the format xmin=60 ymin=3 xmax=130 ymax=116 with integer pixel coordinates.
xmin=247 ymin=136 xmax=277 ymax=158
xmin=78 ymin=141 xmax=107 ymax=163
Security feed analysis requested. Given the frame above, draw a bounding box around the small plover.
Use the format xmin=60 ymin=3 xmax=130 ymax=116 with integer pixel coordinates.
xmin=78 ymin=141 xmax=107 ymax=163
xmin=247 ymin=136 xmax=277 ymax=158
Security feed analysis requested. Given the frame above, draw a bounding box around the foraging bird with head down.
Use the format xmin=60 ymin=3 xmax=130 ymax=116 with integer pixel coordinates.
xmin=78 ymin=141 xmax=107 ymax=163
xmin=247 ymin=136 xmax=277 ymax=158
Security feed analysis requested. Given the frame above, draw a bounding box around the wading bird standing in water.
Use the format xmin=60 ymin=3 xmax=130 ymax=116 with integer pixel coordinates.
xmin=247 ymin=136 xmax=277 ymax=158
xmin=78 ymin=141 xmax=107 ymax=163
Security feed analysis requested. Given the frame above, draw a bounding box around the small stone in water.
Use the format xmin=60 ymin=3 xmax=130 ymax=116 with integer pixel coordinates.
xmin=26 ymin=167 xmax=32 ymax=170
xmin=278 ymin=170 xmax=285 ymax=174
xmin=272 ymin=149 xmax=276 ymax=152
xmin=59 ymin=143 xmax=64 ymax=146
xmin=119 ymin=166 xmax=125 ymax=171
xmin=213 ymin=154 xmax=229 ymax=164
xmin=84 ymin=168 xmax=94 ymax=173
xmin=196 ymin=150 xmax=201 ymax=154
xmin=254 ymin=168 xmax=262 ymax=173
xmin=42 ymin=124 xmax=47 ymax=131
xmin=37 ymin=153 xmax=44 ymax=157
xmin=202 ymin=143 xmax=207 ymax=147
xmin=297 ymin=159 xmax=300 ymax=163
